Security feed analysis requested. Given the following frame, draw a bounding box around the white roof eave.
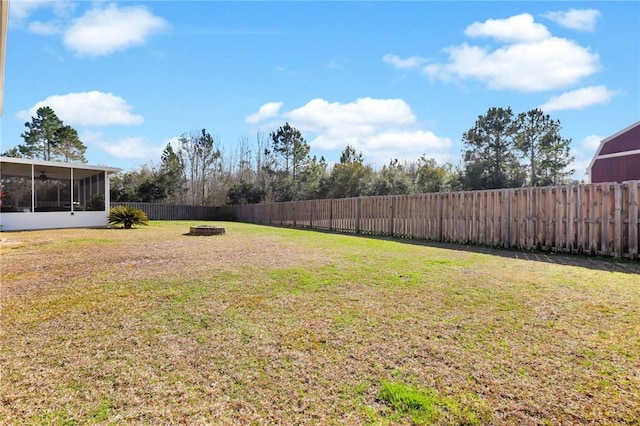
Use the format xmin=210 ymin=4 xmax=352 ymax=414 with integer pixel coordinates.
xmin=0 ymin=156 xmax=122 ymax=174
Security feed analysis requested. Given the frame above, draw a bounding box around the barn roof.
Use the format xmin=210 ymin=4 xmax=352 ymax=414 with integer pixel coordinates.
xmin=587 ymin=121 xmax=640 ymax=179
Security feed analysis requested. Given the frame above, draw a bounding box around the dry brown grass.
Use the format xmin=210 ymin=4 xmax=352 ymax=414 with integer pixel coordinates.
xmin=1 ymin=221 xmax=639 ymax=425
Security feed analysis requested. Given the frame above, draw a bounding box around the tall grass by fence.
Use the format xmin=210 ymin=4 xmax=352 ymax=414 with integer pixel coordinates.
xmin=112 ymin=202 xmax=219 ymax=221
xmin=230 ymin=181 xmax=640 ymax=259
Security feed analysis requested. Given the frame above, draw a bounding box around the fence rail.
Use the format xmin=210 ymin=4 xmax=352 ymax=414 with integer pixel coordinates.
xmin=230 ymin=181 xmax=640 ymax=259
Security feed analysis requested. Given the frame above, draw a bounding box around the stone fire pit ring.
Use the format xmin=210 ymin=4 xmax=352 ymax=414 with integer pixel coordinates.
xmin=188 ymin=225 xmax=226 ymax=236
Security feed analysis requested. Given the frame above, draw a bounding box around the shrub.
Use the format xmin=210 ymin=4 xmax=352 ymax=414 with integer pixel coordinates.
xmin=108 ymin=205 xmax=148 ymax=229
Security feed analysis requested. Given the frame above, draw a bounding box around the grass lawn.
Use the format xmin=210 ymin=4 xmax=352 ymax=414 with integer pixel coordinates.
xmin=1 ymin=221 xmax=639 ymax=425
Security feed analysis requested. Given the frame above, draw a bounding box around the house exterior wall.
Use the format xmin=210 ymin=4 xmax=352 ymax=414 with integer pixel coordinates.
xmin=0 ymin=210 xmax=110 ymax=231
xmin=590 ymin=153 xmax=640 ymax=183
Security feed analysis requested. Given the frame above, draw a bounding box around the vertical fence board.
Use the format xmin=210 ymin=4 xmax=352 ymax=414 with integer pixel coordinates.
xmin=601 ymin=184 xmax=610 ymax=255
xmin=524 ymin=188 xmax=530 ymax=248
xmin=555 ymin=187 xmax=564 ymax=252
xmin=533 ymin=188 xmax=541 ymax=249
xmin=577 ymin=185 xmax=585 ymax=253
xmin=544 ymin=188 xmax=553 ymax=249
xmin=614 ymin=185 xmax=623 ymax=258
xmin=503 ymin=189 xmax=510 ymax=248
xmin=589 ymin=184 xmax=598 ymax=254
xmin=566 ymin=185 xmax=575 ymax=253
xmin=493 ymin=191 xmax=500 ymax=246
xmin=477 ymin=192 xmax=484 ymax=245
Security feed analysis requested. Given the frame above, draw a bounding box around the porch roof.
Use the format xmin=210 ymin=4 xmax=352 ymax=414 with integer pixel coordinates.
xmin=1 ymin=156 xmax=121 ymax=179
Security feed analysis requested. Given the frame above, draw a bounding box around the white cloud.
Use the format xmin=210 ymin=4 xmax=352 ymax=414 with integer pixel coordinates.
xmin=367 ymin=130 xmax=450 ymax=151
xmin=81 ymin=131 xmax=165 ymax=160
xmin=9 ymin=0 xmax=77 ymax=36
xmin=572 ymin=157 xmax=591 ymax=182
xmin=425 ymin=37 xmax=599 ymax=92
xmin=16 ymin=91 xmax=144 ymax=126
xmin=540 ymin=86 xmax=616 ymax=112
xmin=383 ymin=54 xmax=429 ymax=70
xmin=245 ymin=102 xmax=284 ymax=124
xmin=571 ymin=134 xmax=604 ymax=181
xmin=245 ymin=98 xmax=452 ymax=165
xmin=27 ymin=20 xmax=63 ymax=35
xmin=311 ymin=129 xmax=451 ymax=167
xmin=581 ymin=134 xmax=603 ymax=152
xmin=10 ymin=0 xmax=55 ymax=22
xmin=285 ymin=98 xmax=416 ymax=134
xmin=420 ymin=13 xmax=600 ymax=92
xmin=10 ymin=0 xmax=76 ymax=30
xmin=247 ymin=97 xmax=451 ymax=164
xmin=364 ymin=130 xmax=452 ymax=165
xmin=63 ymin=3 xmax=169 ymax=56
xmin=543 ymin=9 xmax=600 ymax=32
xmin=464 ymin=13 xmax=550 ymax=42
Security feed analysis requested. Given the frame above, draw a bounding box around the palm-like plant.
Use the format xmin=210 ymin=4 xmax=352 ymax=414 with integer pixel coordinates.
xmin=108 ymin=206 xmax=149 ymax=229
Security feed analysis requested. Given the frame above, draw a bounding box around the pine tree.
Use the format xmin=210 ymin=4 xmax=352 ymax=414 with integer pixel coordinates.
xmin=19 ymin=106 xmax=87 ymax=162
xmin=270 ymin=122 xmax=311 ymax=180
xmin=514 ymin=109 xmax=573 ymax=186
xmin=158 ymin=143 xmax=186 ymax=203
xmin=55 ymin=125 xmax=87 ymax=163
xmin=462 ymin=107 xmax=525 ymax=189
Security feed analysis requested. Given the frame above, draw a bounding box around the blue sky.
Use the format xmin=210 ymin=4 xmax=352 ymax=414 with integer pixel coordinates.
xmin=2 ymin=1 xmax=639 ymax=181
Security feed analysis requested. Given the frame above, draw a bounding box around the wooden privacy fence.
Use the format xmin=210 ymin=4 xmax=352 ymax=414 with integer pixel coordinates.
xmin=230 ymin=181 xmax=640 ymax=259
xmin=112 ymin=202 xmax=219 ymax=221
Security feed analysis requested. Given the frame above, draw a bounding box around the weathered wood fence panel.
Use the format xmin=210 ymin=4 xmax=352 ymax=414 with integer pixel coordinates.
xmin=112 ymin=202 xmax=218 ymax=221
xmin=230 ymin=181 xmax=640 ymax=259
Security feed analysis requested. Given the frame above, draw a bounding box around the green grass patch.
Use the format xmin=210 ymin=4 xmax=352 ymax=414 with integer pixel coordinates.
xmin=27 ymin=410 xmax=78 ymax=426
xmin=268 ymin=265 xmax=344 ymax=293
xmin=64 ymin=237 xmax=117 ymax=245
xmin=378 ymin=381 xmax=492 ymax=425
xmin=91 ymin=399 xmax=113 ymax=422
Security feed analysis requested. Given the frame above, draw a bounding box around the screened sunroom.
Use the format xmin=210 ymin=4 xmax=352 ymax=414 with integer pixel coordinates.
xmin=0 ymin=157 xmax=120 ymax=231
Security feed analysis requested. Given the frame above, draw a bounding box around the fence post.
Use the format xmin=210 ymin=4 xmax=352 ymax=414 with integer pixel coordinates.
xmin=330 ymin=199 xmax=333 ymax=231
xmin=389 ymin=196 xmax=395 ymax=236
xmin=614 ymin=184 xmax=623 ymax=258
xmin=436 ymin=193 xmax=443 ymax=241
xmin=503 ymin=189 xmax=511 ymax=248
xmin=629 ymin=181 xmax=639 ymax=259
xmin=576 ymin=185 xmax=584 ymax=253
xmin=356 ymin=197 xmax=361 ymax=234
xmin=589 ymin=184 xmax=598 ymax=254
xmin=601 ymin=184 xmax=610 ymax=255
xmin=566 ymin=185 xmax=575 ymax=253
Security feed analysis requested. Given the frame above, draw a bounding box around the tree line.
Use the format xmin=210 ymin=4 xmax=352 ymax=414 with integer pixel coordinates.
xmin=4 ymin=106 xmax=575 ymax=206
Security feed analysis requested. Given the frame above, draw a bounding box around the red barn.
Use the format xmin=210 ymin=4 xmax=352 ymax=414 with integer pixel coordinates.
xmin=587 ymin=121 xmax=640 ymax=183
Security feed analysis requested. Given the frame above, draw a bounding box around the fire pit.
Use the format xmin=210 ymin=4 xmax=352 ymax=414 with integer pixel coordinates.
xmin=188 ymin=225 xmax=225 ymax=236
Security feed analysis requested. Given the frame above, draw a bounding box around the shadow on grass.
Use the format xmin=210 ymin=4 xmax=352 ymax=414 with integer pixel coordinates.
xmin=260 ymin=224 xmax=640 ymax=275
